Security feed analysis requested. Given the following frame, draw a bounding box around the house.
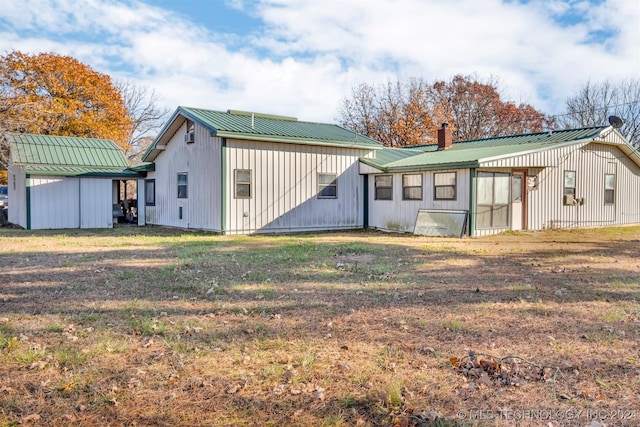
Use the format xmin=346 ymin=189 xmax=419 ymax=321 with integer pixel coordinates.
xmin=141 ymin=107 xmax=383 ymax=234
xmin=7 ymin=133 xmax=147 ymax=230
xmin=360 ymin=123 xmax=640 ymax=236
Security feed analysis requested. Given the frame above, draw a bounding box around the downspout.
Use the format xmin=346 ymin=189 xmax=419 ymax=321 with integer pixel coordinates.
xmin=363 ymin=174 xmax=369 ymax=229
xmin=468 ymin=168 xmax=476 ymax=236
xmin=221 ymin=138 xmax=227 ymax=234
xmin=26 ymin=174 xmax=31 ymax=230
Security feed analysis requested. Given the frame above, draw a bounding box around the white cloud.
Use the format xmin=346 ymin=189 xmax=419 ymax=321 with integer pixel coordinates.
xmin=0 ymin=0 xmax=638 ymax=124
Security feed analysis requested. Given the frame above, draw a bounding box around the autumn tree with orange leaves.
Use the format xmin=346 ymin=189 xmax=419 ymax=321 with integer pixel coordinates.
xmin=337 ymin=74 xmax=554 ymax=147
xmin=0 ymin=51 xmax=133 ymax=168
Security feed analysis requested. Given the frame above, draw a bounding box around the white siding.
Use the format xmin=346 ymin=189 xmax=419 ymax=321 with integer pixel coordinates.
xmin=225 ymin=139 xmax=371 ymax=234
xmin=29 ymin=176 xmax=80 ymax=229
xmin=368 ymin=169 xmax=471 ymax=233
xmin=21 ymin=176 xmax=115 ymax=230
xmin=7 ymin=166 xmax=27 ymax=228
xmin=79 ymin=178 xmax=113 ymax=228
xmin=136 ymin=178 xmax=146 ymax=226
xmin=482 ymin=142 xmax=640 ymax=231
xmin=145 ymin=122 xmax=222 ymax=230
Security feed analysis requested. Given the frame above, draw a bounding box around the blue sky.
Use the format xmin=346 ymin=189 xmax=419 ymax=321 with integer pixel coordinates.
xmin=0 ymin=0 xmax=638 ymax=123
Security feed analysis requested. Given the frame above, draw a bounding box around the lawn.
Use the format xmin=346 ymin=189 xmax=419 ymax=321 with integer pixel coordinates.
xmin=0 ymin=226 xmax=638 ymax=426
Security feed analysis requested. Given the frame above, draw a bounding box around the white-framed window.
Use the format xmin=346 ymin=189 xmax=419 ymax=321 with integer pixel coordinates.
xmin=318 ymin=173 xmax=337 ymax=199
xmin=563 ymin=170 xmax=576 ymax=205
xmin=177 ymin=173 xmax=188 ymax=198
xmin=235 ymin=169 xmax=252 ymax=199
xmin=434 ymin=172 xmax=456 ymax=200
xmin=476 ymin=171 xmax=510 ymax=229
xmin=402 ymin=174 xmax=423 ymax=200
xmin=375 ymin=175 xmax=393 ymax=200
xmin=144 ymin=179 xmax=155 ymax=205
xmin=604 ymin=174 xmax=615 ymax=205
xmin=185 ymin=119 xmax=195 ymax=143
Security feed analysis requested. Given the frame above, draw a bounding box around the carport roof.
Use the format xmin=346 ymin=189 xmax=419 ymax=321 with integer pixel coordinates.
xmin=8 ymin=133 xmax=141 ymax=177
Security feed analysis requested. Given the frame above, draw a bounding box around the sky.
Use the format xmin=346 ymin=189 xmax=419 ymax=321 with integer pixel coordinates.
xmin=0 ymin=0 xmax=638 ymax=124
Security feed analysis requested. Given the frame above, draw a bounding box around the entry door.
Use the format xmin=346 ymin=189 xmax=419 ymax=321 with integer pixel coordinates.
xmin=511 ymin=171 xmax=525 ymax=230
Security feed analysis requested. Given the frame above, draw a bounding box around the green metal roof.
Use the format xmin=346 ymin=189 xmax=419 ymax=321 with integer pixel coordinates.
xmin=9 ymin=133 xmax=141 ymax=177
xmin=143 ymin=107 xmax=383 ymax=161
xmin=361 ymin=127 xmax=610 ymax=172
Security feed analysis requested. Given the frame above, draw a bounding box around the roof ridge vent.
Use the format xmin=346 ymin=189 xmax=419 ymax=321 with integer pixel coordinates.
xmin=227 ymin=109 xmax=298 ymax=122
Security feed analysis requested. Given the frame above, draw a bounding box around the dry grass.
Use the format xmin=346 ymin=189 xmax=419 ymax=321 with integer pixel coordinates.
xmin=0 ymin=226 xmax=639 ymax=426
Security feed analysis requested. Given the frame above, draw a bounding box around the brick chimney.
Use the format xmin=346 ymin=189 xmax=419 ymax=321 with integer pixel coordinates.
xmin=437 ymin=123 xmax=452 ymax=150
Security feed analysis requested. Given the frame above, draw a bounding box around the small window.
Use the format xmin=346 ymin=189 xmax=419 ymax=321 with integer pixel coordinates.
xmin=512 ymin=175 xmax=522 ymax=202
xmin=402 ymin=174 xmax=423 ymax=200
xmin=375 ymin=175 xmax=393 ymax=200
xmin=144 ymin=179 xmax=155 ymax=206
xmin=564 ymin=171 xmax=576 ymax=196
xmin=177 ymin=173 xmax=188 ymax=198
xmin=563 ymin=170 xmax=576 ymax=205
xmin=318 ymin=173 xmax=337 ymax=199
xmin=434 ymin=172 xmax=456 ymax=200
xmin=604 ymin=174 xmax=615 ymax=205
xmin=184 ymin=119 xmax=195 ymax=143
xmin=235 ymin=169 xmax=252 ymax=199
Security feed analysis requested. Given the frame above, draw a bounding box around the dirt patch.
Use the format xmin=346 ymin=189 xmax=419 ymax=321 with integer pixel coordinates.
xmin=0 ymin=226 xmax=639 ymax=426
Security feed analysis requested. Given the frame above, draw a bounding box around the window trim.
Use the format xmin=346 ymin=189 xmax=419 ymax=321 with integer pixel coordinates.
xmin=234 ymin=169 xmax=252 ymax=199
xmin=177 ymin=172 xmax=188 ymax=199
xmin=402 ymin=173 xmax=423 ymax=200
xmin=374 ymin=175 xmax=393 ymax=200
xmin=317 ymin=173 xmax=338 ymax=199
xmin=433 ymin=171 xmax=457 ymax=201
xmin=144 ymin=179 xmax=156 ymax=206
xmin=563 ymin=170 xmax=576 ymax=205
xmin=604 ymin=173 xmax=615 ymax=205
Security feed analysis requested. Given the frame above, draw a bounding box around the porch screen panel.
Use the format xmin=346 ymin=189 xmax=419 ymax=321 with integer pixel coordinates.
xmin=477 ymin=172 xmax=510 ymax=228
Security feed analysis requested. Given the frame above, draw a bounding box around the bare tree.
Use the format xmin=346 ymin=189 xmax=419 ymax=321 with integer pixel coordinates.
xmin=115 ymin=80 xmax=169 ymax=163
xmin=337 ymin=74 xmax=553 ymax=147
xmin=337 ymin=78 xmax=435 ymax=147
xmin=559 ymin=79 xmax=640 ymax=148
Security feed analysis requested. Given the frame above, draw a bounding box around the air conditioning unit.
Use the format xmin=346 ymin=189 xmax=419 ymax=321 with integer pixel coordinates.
xmin=184 ymin=133 xmax=195 ymax=143
xmin=563 ymin=194 xmax=575 ymax=205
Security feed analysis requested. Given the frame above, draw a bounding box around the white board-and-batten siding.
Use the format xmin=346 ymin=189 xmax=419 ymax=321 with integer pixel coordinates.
xmin=226 ymin=139 xmax=371 ymax=234
xmin=368 ymin=169 xmax=471 ymax=233
xmin=144 ymin=122 xmax=222 ymax=231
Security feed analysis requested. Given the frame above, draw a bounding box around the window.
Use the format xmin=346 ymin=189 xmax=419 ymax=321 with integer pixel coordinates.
xmin=434 ymin=172 xmax=456 ymax=200
xmin=403 ymin=174 xmax=423 ymax=200
xmin=476 ymin=171 xmax=510 ymax=229
xmin=144 ymin=179 xmax=155 ymax=206
xmin=185 ymin=119 xmax=195 ymax=143
xmin=604 ymin=174 xmax=615 ymax=205
xmin=563 ymin=170 xmax=576 ymax=205
xmin=375 ymin=175 xmax=393 ymax=200
xmin=177 ymin=173 xmax=188 ymax=198
xmin=512 ymin=175 xmax=522 ymax=202
xmin=235 ymin=169 xmax=252 ymax=198
xmin=318 ymin=173 xmax=337 ymax=198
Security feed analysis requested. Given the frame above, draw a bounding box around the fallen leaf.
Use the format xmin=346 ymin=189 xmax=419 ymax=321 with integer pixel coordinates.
xmin=21 ymin=414 xmax=41 ymax=423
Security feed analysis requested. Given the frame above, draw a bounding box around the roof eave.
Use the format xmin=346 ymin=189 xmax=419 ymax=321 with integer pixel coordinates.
xmin=476 ymin=137 xmax=596 ymax=166
xmin=221 ymin=132 xmax=382 ymax=149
